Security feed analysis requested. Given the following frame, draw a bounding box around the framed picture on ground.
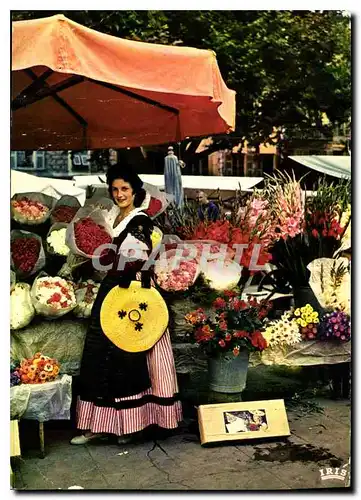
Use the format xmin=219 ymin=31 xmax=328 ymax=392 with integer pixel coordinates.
xmin=197 ymin=399 xmax=290 ymax=445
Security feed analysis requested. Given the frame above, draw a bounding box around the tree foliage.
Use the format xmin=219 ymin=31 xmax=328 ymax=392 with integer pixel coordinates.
xmin=12 ymin=10 xmax=351 ymax=146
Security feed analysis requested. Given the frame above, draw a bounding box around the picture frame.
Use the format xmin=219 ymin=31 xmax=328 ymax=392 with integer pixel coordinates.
xmin=197 ymin=399 xmax=290 ymax=445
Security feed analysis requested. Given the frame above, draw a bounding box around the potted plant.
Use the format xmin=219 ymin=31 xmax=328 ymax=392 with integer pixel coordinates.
xmin=185 ymin=291 xmax=272 ymax=393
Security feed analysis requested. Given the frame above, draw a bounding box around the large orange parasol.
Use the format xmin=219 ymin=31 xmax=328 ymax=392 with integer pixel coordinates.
xmin=11 ymin=14 xmax=236 ymax=150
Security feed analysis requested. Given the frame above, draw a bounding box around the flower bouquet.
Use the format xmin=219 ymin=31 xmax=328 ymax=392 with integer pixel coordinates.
xmin=185 ymin=291 xmax=271 ymax=358
xmin=262 ymin=311 xmax=302 ymax=348
xmin=318 ymin=309 xmax=351 ymax=342
xmin=46 ymin=224 xmax=70 ymax=257
xmin=11 ymin=192 xmax=55 ymax=225
xmin=141 ymin=182 xmax=173 ymax=219
xmin=155 ymin=249 xmax=200 ymax=292
xmin=31 ymin=275 xmax=76 ymax=318
xmin=15 ymin=353 xmax=60 ymax=384
xmin=307 ymin=257 xmax=350 ymax=315
xmin=73 ymin=280 xmax=100 ymax=318
xmin=50 ymin=195 xmax=81 ymax=224
xmin=66 ymin=206 xmax=113 ymax=259
xmin=10 ymin=361 xmax=21 ymax=387
xmin=266 ymin=173 xmax=351 ymax=289
xmin=10 ymin=282 xmax=35 ymax=330
xmin=11 ymin=230 xmax=46 ymax=278
xmin=292 ymin=304 xmax=320 ymax=340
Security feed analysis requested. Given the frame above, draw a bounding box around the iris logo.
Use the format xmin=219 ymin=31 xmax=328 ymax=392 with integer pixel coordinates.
xmin=319 ymin=459 xmax=350 ymax=483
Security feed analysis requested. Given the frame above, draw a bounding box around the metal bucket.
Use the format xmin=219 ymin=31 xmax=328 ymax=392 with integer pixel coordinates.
xmin=207 ymin=350 xmax=249 ymax=393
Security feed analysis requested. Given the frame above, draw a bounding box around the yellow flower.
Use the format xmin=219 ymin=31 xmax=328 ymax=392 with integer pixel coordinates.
xmin=296 ymin=318 xmax=302 ymax=325
xmin=305 ymin=304 xmax=313 ymax=313
xmin=300 ymin=320 xmax=307 ymax=327
xmin=294 ymin=309 xmax=301 ymax=317
xmin=300 ymin=307 xmax=307 ymax=314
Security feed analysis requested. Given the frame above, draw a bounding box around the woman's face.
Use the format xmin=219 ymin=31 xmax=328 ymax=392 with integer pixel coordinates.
xmin=111 ymin=178 xmax=135 ymax=210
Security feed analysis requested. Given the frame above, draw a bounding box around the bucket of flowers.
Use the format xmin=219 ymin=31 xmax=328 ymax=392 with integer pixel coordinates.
xmin=185 ymin=291 xmax=272 ymax=393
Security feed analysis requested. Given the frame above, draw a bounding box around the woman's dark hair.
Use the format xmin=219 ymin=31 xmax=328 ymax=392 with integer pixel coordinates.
xmin=106 ymin=163 xmax=146 ymax=208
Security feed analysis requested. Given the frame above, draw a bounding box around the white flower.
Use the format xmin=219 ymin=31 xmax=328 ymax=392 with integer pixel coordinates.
xmin=263 ymin=311 xmax=302 ymax=348
xmin=47 ymin=228 xmax=70 ymax=256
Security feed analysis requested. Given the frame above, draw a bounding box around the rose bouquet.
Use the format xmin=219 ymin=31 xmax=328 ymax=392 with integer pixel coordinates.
xmin=66 ymin=206 xmax=113 ymax=259
xmin=15 ymin=353 xmax=60 ymax=384
xmin=11 ymin=230 xmax=46 ymax=278
xmin=185 ymin=291 xmax=271 ymax=357
xmin=50 ymin=195 xmax=81 ymax=224
xmin=51 ymin=205 xmax=78 ymax=223
xmin=31 ymin=276 xmax=76 ymax=318
xmin=11 ymin=193 xmax=55 ymax=225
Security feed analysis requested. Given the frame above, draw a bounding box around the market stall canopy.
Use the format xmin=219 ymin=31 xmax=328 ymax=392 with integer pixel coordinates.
xmin=289 ymin=155 xmax=351 ymax=179
xmin=11 ymin=170 xmax=86 ymax=204
xmin=73 ymin=174 xmax=263 ymax=193
xmin=11 ymin=14 xmax=236 ymax=151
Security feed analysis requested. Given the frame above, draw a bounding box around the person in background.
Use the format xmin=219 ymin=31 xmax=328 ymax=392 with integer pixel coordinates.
xmin=196 ymin=190 xmax=220 ymax=222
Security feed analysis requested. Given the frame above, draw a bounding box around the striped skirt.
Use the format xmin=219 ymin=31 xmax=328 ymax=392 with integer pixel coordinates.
xmin=76 ymin=328 xmax=182 ymax=436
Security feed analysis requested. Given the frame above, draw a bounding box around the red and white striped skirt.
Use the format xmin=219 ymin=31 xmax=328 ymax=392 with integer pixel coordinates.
xmin=76 ymin=328 xmax=182 ymax=436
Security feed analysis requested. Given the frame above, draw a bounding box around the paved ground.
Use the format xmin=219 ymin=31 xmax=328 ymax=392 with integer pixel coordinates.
xmin=12 ymin=397 xmax=351 ymax=491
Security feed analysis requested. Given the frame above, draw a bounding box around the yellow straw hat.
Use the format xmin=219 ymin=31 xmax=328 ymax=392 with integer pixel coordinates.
xmin=100 ymin=281 xmax=169 ymax=352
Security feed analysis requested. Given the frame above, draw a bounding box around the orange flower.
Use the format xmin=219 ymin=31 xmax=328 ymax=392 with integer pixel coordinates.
xmin=233 ymin=347 xmax=240 ymax=357
xmin=27 ymin=371 xmax=35 ymax=380
xmin=28 ymin=364 xmax=37 ymax=373
xmin=53 ymin=366 xmax=60 ymax=376
xmin=39 ymin=371 xmax=47 ymax=381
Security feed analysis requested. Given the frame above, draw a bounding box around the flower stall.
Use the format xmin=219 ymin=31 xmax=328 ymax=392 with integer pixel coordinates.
xmin=10 ymin=168 xmax=351 ymax=449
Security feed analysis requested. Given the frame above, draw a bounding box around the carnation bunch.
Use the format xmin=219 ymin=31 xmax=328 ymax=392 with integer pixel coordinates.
xmin=155 ymin=258 xmax=199 ymax=292
xmin=262 ymin=311 xmax=302 ymax=348
xmin=15 ymin=353 xmax=61 ymax=384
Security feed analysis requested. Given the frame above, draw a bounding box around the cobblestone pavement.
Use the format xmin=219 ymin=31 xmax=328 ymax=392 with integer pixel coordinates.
xmin=12 ymin=398 xmax=351 ymax=491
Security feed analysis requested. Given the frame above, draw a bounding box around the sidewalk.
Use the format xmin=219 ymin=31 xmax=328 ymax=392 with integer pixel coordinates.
xmin=12 ymin=398 xmax=351 ymax=490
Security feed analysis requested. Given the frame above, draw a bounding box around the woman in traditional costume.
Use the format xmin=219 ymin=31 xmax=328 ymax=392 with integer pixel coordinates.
xmin=71 ymin=164 xmax=182 ymax=445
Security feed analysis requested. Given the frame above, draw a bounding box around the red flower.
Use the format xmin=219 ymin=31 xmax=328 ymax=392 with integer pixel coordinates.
xmin=233 ymin=347 xmax=240 ymax=357
xmin=322 ymin=229 xmax=328 ymax=237
xmin=224 ymin=290 xmax=237 ymax=298
xmin=195 ymin=325 xmax=214 ymax=343
xmin=213 ymin=297 xmax=226 ymax=310
xmin=218 ymin=340 xmax=226 ymax=347
xmin=144 ymin=197 xmax=162 ymax=217
xmin=233 ymin=330 xmax=249 ymax=338
xmin=219 ymin=321 xmax=228 ymax=331
xmin=250 ymin=331 xmax=268 ymax=350
xmin=311 ymin=229 xmax=319 ymax=238
xmin=225 ymin=333 xmax=232 ymax=341
xmin=50 ymin=293 xmax=61 ymax=303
